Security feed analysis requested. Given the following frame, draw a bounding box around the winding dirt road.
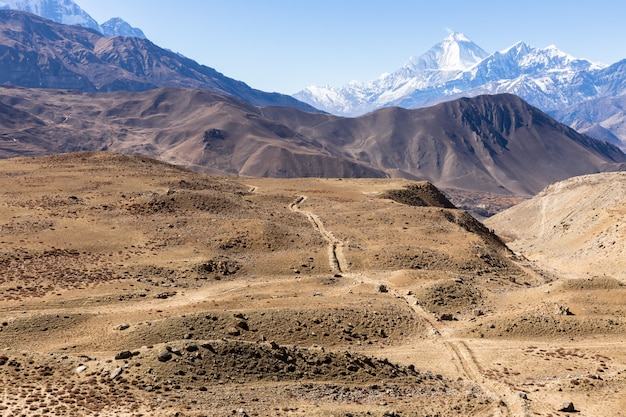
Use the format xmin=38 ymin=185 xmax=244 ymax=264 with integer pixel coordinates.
xmin=290 ymin=195 xmax=348 ymax=273
xmin=289 ymin=194 xmax=529 ymax=416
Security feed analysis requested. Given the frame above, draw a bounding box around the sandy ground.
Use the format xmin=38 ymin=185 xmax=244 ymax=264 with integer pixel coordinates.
xmin=0 ymin=152 xmax=624 ymax=416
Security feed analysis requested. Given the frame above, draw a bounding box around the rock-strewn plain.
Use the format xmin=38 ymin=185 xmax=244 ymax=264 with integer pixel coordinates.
xmin=0 ymin=152 xmax=625 ymax=416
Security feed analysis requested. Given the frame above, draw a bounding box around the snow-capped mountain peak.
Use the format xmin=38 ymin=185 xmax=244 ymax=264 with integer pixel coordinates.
xmin=0 ymin=0 xmax=100 ymax=31
xmin=101 ymin=17 xmax=146 ymax=39
xmin=404 ymin=32 xmax=489 ymax=73
xmin=0 ymin=0 xmax=147 ymax=38
xmin=499 ymin=40 xmax=530 ymax=55
xmin=294 ymin=32 xmax=614 ymax=117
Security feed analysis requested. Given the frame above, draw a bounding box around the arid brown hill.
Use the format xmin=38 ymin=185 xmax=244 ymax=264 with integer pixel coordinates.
xmin=0 ymin=152 xmax=524 ymax=416
xmin=0 ymin=86 xmax=383 ymax=178
xmin=1 ymin=85 xmax=624 ymax=196
xmin=0 ymin=10 xmax=318 ymax=111
xmin=485 ymin=172 xmax=626 ymax=280
xmin=263 ymin=94 xmax=626 ymax=195
xmin=1 ymin=152 xmax=626 ymax=416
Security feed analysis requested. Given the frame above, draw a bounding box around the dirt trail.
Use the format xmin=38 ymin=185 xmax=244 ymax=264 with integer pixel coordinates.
xmin=290 ymin=195 xmax=348 ymax=273
xmin=404 ymin=296 xmax=529 ymax=416
xmin=289 ymin=194 xmax=529 ymax=416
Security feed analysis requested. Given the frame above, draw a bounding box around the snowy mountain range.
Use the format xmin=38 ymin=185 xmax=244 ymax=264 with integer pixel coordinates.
xmin=3 ymin=1 xmax=626 ymax=150
xmin=0 ymin=0 xmax=145 ymax=38
xmin=294 ymin=32 xmax=614 ymax=117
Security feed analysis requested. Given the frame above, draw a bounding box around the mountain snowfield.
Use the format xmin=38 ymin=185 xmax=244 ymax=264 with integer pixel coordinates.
xmin=294 ymin=32 xmax=620 ymax=122
xmin=0 ymin=0 xmax=145 ymax=37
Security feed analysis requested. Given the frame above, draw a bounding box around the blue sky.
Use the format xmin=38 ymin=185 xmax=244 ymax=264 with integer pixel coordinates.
xmin=77 ymin=0 xmax=626 ymax=94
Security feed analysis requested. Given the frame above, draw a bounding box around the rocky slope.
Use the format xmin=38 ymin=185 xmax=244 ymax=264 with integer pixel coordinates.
xmin=485 ymin=172 xmax=626 ymax=280
xmin=552 ymin=94 xmax=626 ymax=150
xmin=1 ymin=86 xmax=624 ymax=197
xmin=261 ymin=93 xmax=626 ymax=195
xmin=0 ymin=10 xmax=318 ymax=111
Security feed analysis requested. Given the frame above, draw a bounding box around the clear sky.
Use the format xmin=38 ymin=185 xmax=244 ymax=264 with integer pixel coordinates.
xmin=76 ymin=0 xmax=626 ymax=95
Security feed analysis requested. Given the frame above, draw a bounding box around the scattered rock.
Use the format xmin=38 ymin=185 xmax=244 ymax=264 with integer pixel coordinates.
xmin=158 ymin=349 xmax=172 ymax=362
xmin=227 ymin=327 xmax=241 ymax=336
xmin=116 ymin=323 xmax=130 ymax=330
xmin=235 ymin=320 xmax=249 ymax=331
xmin=558 ymin=401 xmax=576 ymax=412
xmin=518 ymin=391 xmax=528 ymax=400
xmin=154 ymin=291 xmax=177 ymax=299
xmin=439 ymin=313 xmax=456 ymax=321
xmin=196 ymin=258 xmax=240 ymax=276
xmin=377 ymin=284 xmax=388 ymax=293
xmin=555 ymin=305 xmax=574 ymax=315
xmin=76 ymin=365 xmax=87 ymax=373
xmin=201 ymin=343 xmax=215 ymax=352
xmin=110 ymin=367 xmax=123 ymax=380
xmin=115 ymin=350 xmax=133 ymax=360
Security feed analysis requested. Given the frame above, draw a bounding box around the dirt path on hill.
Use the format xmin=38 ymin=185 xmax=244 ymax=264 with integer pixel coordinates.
xmin=290 ymin=195 xmax=348 ymax=273
xmin=289 ymin=194 xmax=529 ymax=416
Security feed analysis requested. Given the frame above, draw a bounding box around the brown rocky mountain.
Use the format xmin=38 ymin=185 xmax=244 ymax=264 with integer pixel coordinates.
xmin=0 ymin=86 xmax=384 ymax=178
xmin=0 ymin=10 xmax=318 ymax=111
xmin=263 ymin=93 xmax=626 ymax=195
xmin=485 ymin=171 xmax=626 ymax=281
xmin=1 ymin=85 xmax=624 ymax=197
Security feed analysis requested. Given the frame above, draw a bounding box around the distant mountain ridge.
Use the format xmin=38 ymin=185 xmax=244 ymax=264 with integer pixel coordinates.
xmin=0 ymin=0 xmax=145 ymax=37
xmin=1 ymin=85 xmax=623 ymax=196
xmin=295 ymin=32 xmax=608 ymax=116
xmin=295 ymin=32 xmax=626 ymax=150
xmin=0 ymin=10 xmax=318 ymax=111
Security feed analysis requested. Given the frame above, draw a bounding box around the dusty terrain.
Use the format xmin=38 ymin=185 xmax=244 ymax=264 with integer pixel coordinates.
xmin=0 ymin=152 xmax=625 ymax=416
xmin=485 ymin=172 xmax=626 ymax=281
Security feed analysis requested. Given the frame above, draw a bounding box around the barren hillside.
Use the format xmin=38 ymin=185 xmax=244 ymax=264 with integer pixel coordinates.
xmin=485 ymin=172 xmax=626 ymax=281
xmin=1 ymin=86 xmax=625 ymax=200
xmin=0 ymin=153 xmax=625 ymax=416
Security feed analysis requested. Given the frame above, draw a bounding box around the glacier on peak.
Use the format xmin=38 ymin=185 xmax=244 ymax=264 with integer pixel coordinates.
xmin=403 ymin=31 xmax=489 ymax=73
xmin=293 ymin=32 xmax=614 ymax=117
xmin=0 ymin=0 xmax=146 ymax=38
xmin=0 ymin=0 xmax=100 ymax=31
